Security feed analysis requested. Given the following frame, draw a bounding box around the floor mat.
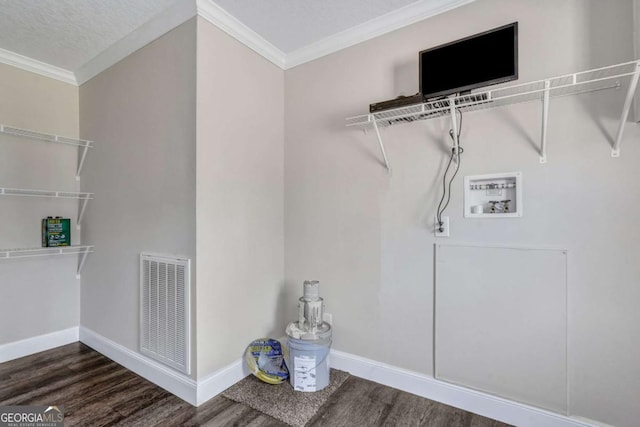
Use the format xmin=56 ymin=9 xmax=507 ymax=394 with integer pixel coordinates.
xmin=222 ymin=369 xmax=350 ymax=427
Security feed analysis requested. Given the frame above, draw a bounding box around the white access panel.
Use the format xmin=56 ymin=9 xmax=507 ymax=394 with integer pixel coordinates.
xmin=435 ymin=244 xmax=567 ymax=413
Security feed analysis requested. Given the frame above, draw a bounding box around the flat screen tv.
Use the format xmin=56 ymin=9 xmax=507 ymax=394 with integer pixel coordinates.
xmin=419 ymin=22 xmax=518 ymax=99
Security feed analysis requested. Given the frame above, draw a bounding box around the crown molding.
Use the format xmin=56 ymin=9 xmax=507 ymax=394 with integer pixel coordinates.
xmin=75 ymin=0 xmax=196 ymax=85
xmin=0 ymin=47 xmax=76 ymax=85
xmin=0 ymin=0 xmax=474 ymax=85
xmin=284 ymin=0 xmax=476 ymax=69
xmin=196 ymin=0 xmax=286 ymax=69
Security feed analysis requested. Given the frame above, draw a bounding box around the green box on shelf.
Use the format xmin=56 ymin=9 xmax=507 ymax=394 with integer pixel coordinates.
xmin=42 ymin=217 xmax=71 ymax=247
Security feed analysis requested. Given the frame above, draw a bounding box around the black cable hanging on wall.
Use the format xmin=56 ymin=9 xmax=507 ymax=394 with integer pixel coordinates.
xmin=436 ymin=108 xmax=463 ymax=232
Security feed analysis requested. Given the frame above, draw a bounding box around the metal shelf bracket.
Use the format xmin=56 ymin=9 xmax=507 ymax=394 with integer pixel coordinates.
xmin=78 ymin=197 xmax=90 ymax=228
xmin=76 ymin=144 xmax=90 ymax=180
xmin=540 ymin=80 xmax=551 ymax=163
xmin=372 ymin=118 xmax=392 ymax=173
xmin=77 ymin=248 xmax=91 ymax=278
xmin=450 ymin=101 xmax=460 ymax=162
xmin=612 ymin=62 xmax=640 ymax=157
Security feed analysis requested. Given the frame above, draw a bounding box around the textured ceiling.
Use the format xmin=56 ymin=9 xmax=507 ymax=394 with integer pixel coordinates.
xmin=0 ymin=0 xmax=454 ymax=74
xmin=212 ymin=0 xmax=421 ymax=53
xmin=0 ymin=0 xmax=179 ymax=70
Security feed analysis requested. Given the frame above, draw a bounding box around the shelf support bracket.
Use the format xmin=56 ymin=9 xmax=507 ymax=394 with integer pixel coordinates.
xmin=76 ymin=143 xmax=90 ymax=180
xmin=449 ymin=101 xmax=460 ymax=162
xmin=77 ymin=197 xmax=90 ymax=227
xmin=371 ymin=117 xmax=391 ymax=173
xmin=76 ymin=249 xmax=90 ymax=278
xmin=611 ymin=63 xmax=640 ymax=157
xmin=540 ymin=80 xmax=551 ymax=163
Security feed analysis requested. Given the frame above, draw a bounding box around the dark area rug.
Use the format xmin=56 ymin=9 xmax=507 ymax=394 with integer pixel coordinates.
xmin=222 ymin=369 xmax=350 ymax=427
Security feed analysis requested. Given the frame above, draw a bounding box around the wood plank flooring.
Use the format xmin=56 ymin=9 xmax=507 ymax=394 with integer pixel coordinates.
xmin=0 ymin=343 xmax=510 ymax=426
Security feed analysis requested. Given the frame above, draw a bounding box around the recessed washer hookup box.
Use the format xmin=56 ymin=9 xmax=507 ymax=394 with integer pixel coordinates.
xmin=42 ymin=217 xmax=71 ymax=247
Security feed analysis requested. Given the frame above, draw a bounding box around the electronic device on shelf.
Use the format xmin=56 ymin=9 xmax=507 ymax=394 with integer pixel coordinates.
xmin=420 ymin=22 xmax=518 ymax=99
xmin=369 ymin=93 xmax=425 ymax=113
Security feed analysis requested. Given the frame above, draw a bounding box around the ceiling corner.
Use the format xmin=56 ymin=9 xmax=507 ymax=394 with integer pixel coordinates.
xmin=196 ymin=0 xmax=287 ymax=69
xmin=75 ymin=0 xmax=197 ymax=85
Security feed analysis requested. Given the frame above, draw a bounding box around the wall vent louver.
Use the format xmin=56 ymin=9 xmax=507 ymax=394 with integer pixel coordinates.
xmin=140 ymin=252 xmax=190 ymax=375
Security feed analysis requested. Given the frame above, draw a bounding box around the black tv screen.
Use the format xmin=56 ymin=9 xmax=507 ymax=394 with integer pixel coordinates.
xmin=419 ymin=22 xmax=518 ymax=99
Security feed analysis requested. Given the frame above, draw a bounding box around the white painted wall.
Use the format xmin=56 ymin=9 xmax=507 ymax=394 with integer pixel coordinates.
xmin=284 ymin=1 xmax=639 ymax=426
xmin=0 ymin=63 xmax=80 ymax=345
xmin=79 ymin=19 xmax=198 ymax=377
xmin=196 ymin=17 xmax=285 ymax=378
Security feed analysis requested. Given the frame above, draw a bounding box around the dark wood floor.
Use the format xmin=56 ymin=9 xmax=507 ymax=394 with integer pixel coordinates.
xmin=0 ymin=343 xmax=510 ymax=426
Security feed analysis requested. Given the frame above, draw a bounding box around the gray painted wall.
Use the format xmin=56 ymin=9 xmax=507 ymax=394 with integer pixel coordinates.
xmin=79 ymin=19 xmax=198 ymax=377
xmin=0 ymin=63 xmax=80 ymax=345
xmin=196 ymin=18 xmax=285 ymax=378
xmin=635 ymin=0 xmax=640 ymax=122
xmin=284 ymin=1 xmax=639 ymax=426
xmin=77 ymin=17 xmax=285 ymax=381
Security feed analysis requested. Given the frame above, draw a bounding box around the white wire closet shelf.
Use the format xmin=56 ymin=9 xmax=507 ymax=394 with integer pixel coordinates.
xmin=0 ymin=187 xmax=93 ymax=199
xmin=0 ymin=187 xmax=93 ymax=226
xmin=346 ymin=60 xmax=640 ymax=171
xmin=0 ymin=124 xmax=93 ymax=178
xmin=0 ymin=245 xmax=94 ymax=277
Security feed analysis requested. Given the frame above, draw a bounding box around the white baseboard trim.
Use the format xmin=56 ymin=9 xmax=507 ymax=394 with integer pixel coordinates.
xmin=197 ymin=359 xmax=250 ymax=406
xmin=9 ymin=327 xmax=604 ymax=426
xmin=79 ymin=326 xmax=197 ymax=405
xmin=0 ymin=327 xmax=79 ymax=363
xmin=0 ymin=329 xmax=608 ymax=426
xmin=78 ymin=326 xmax=248 ymax=407
xmin=330 ymin=349 xmax=599 ymax=427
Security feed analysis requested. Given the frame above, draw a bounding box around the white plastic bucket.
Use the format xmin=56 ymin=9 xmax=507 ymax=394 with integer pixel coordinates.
xmin=285 ymin=336 xmax=331 ymax=392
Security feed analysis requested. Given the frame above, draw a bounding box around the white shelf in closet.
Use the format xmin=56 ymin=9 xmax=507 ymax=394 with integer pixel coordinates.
xmin=0 ymin=124 xmax=93 ymax=179
xmin=0 ymin=187 xmax=93 ymax=226
xmin=0 ymin=187 xmax=93 ymax=199
xmin=0 ymin=245 xmax=94 ymax=277
xmin=0 ymin=122 xmax=95 ymax=276
xmin=346 ymin=60 xmax=640 ymax=171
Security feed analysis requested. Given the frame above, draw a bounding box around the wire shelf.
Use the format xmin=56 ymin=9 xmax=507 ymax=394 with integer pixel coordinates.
xmin=0 ymin=187 xmax=93 ymax=226
xmin=345 ymin=61 xmax=639 ymax=128
xmin=0 ymin=245 xmax=94 ymax=276
xmin=0 ymin=123 xmax=93 ymax=178
xmin=345 ymin=60 xmax=640 ymax=170
xmin=0 ymin=187 xmax=93 ymax=200
xmin=0 ymin=126 xmax=96 ymax=276
xmin=0 ymin=124 xmax=93 ymax=148
xmin=0 ymin=245 xmax=94 ymax=259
